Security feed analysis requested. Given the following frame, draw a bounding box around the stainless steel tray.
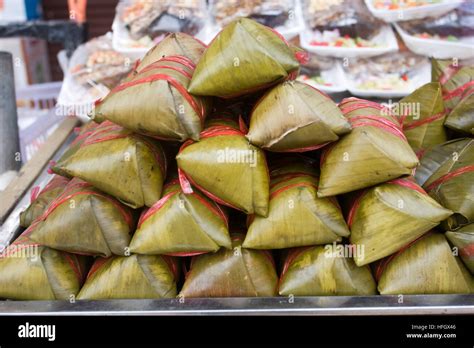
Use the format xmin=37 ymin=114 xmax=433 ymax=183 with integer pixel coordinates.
xmin=1 ymin=131 xmax=473 ymax=316
xmin=0 ymin=295 xmax=473 ymax=316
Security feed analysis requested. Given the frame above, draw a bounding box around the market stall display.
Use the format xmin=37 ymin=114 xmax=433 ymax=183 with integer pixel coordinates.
xmin=1 ymin=15 xmax=473 ymax=305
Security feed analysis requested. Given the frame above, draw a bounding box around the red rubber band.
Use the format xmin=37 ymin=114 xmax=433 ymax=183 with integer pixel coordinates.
xmin=402 ymin=111 xmax=445 ymax=130
xmin=425 ymin=165 xmax=474 ymax=192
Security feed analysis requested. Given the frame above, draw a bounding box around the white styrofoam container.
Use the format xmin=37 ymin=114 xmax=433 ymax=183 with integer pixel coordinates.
xmin=364 ymin=0 xmax=463 ymax=23
xmin=395 ymin=24 xmax=474 ymax=59
xmin=299 ymin=60 xmax=347 ymax=94
xmin=344 ymin=60 xmax=431 ymax=98
xmin=300 ymin=25 xmax=399 ymax=58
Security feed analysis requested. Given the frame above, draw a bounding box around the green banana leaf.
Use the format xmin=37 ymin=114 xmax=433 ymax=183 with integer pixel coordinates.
xmin=28 ymin=178 xmax=134 ymax=257
xmin=91 ymin=56 xmax=210 ymax=141
xmin=243 ymin=162 xmax=350 ymax=249
xmin=0 ymin=231 xmax=88 ymax=300
xmin=445 ymin=94 xmax=474 ymax=134
xmin=77 ymin=254 xmax=178 ymax=299
xmin=52 ymin=121 xmax=99 ymax=178
xmin=432 ymin=59 xmax=474 ymax=133
xmin=349 ymin=178 xmax=452 ymax=266
xmin=20 ymin=175 xmax=69 ymax=228
xmin=130 ymin=179 xmax=231 ymax=255
xmin=279 ymin=245 xmax=377 ymax=296
xmin=179 ymin=234 xmax=278 ymax=297
xmin=446 ymin=224 xmax=474 ymax=274
xmin=377 ymin=233 xmax=473 ymax=294
xmin=188 ymin=18 xmax=300 ymax=98
xmin=54 ymin=121 xmax=167 ymax=208
xmin=136 ymin=32 xmax=206 ymax=71
xmin=176 ymin=119 xmax=270 ymax=216
xmin=399 ymin=82 xmax=447 ymax=153
xmin=415 ymin=138 xmax=474 ymax=230
xmin=431 ymin=58 xmax=474 ymax=111
xmin=318 ymin=97 xmax=419 ymax=197
xmin=247 ymin=80 xmax=351 ymax=152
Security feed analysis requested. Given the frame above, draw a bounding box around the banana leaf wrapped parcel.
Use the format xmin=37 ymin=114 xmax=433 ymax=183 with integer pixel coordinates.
xmin=136 ymin=32 xmax=206 ymax=71
xmin=377 ymin=233 xmax=473 ymax=295
xmin=446 ymin=224 xmax=474 ymax=274
xmin=399 ymin=82 xmax=447 ymax=153
xmin=348 ymin=178 xmax=452 ymax=266
xmin=243 ymin=161 xmax=350 ymax=249
xmin=54 ymin=121 xmax=167 ymax=208
xmin=92 ymin=55 xmax=210 ymax=141
xmin=432 ymin=59 xmax=474 ymax=134
xmin=19 ymin=175 xmax=69 ymax=228
xmin=176 ymin=119 xmax=270 ymax=216
xmin=77 ymin=254 xmax=178 ymax=299
xmin=28 ymin=178 xmax=134 ymax=257
xmin=52 ymin=121 xmax=99 ymax=178
xmin=188 ymin=18 xmax=304 ymax=98
xmin=246 ymin=80 xmax=351 ymax=152
xmin=279 ymin=245 xmax=377 ymax=296
xmin=179 ymin=234 xmax=278 ymax=297
xmin=318 ymin=98 xmax=419 ymax=197
xmin=415 ymin=138 xmax=474 ymax=230
xmin=0 ymin=231 xmax=88 ymax=300
xmin=130 ymin=178 xmax=231 ymax=256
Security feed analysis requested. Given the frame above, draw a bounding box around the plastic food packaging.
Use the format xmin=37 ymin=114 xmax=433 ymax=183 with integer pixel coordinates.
xmin=342 ymin=51 xmax=431 ymax=98
xmin=112 ymin=0 xmax=208 ymax=57
xmin=300 ymin=0 xmax=398 ymax=58
xmin=57 ymin=33 xmax=134 ymax=121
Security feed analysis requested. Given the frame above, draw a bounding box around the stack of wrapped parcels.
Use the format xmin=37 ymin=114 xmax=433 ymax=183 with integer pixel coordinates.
xmin=1 ymin=18 xmax=472 ymax=300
